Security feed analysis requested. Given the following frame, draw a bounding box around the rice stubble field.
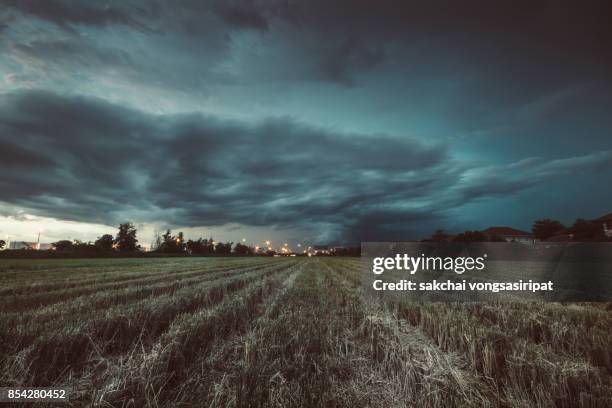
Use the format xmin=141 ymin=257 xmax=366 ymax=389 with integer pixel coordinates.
xmin=0 ymin=257 xmax=611 ymax=407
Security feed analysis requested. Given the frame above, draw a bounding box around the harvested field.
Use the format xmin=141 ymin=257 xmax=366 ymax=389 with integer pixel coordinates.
xmin=0 ymin=257 xmax=610 ymax=407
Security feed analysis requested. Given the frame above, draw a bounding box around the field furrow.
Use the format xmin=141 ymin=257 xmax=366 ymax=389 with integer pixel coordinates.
xmin=0 ymin=261 xmax=297 ymax=385
xmin=0 ymin=260 xmax=281 ymax=317
xmin=0 ymin=258 xmax=260 ymax=299
xmin=81 ymin=264 xmax=302 ymax=406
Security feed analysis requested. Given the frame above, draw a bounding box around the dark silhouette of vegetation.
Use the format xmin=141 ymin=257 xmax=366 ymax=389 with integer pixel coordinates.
xmin=115 ymin=222 xmax=140 ymax=253
xmin=233 ymin=242 xmax=254 ymax=255
xmin=532 ymin=219 xmax=565 ymax=241
xmin=155 ymin=229 xmax=187 ymax=254
xmin=94 ymin=234 xmax=114 ymax=251
xmin=570 ymin=219 xmax=607 ymax=242
xmin=186 ymin=238 xmax=215 ymax=255
xmin=52 ymin=240 xmax=75 ymax=252
xmin=215 ymin=242 xmax=233 ymax=255
xmin=152 ymin=229 xmax=244 ymax=256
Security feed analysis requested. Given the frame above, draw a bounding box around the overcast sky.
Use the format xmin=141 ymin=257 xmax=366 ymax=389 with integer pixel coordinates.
xmin=1 ymin=0 xmax=611 ymax=247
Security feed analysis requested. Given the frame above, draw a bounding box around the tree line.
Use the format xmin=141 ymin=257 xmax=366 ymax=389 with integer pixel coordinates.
xmin=47 ymin=223 xmax=253 ymax=256
xmin=427 ymin=218 xmax=611 ymax=242
xmin=150 ymin=229 xmax=250 ymax=255
xmin=0 ymin=223 xmax=358 ymax=257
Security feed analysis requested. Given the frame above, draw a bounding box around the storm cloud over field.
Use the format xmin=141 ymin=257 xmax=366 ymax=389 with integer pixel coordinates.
xmin=1 ymin=1 xmax=612 ymax=243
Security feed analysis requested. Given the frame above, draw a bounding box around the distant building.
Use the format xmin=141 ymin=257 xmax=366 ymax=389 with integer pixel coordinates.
xmin=9 ymin=241 xmax=36 ymax=250
xmin=591 ymin=213 xmax=612 ymax=238
xmin=8 ymin=241 xmax=53 ymax=250
xmin=481 ymin=227 xmax=536 ymax=244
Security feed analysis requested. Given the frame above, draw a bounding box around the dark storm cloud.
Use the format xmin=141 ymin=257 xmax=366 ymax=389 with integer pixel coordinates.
xmin=1 ymin=91 xmax=611 ymax=241
xmin=213 ymin=0 xmax=269 ymax=31
xmin=3 ymin=0 xmax=611 ymax=90
xmin=0 ymin=90 xmax=449 ymax=236
xmin=1 ymin=0 xmax=140 ymax=29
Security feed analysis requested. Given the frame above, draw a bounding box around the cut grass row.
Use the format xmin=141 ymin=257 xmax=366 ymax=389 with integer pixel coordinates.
xmin=193 ymin=258 xmax=486 ymax=407
xmin=0 ymin=260 xmax=290 ymax=336
xmin=0 ymin=259 xmax=278 ymax=313
xmin=463 ymin=302 xmax=612 ymax=374
xmin=78 ymin=264 xmax=304 ymax=406
xmin=392 ymin=301 xmax=611 ymax=406
xmin=0 ymin=258 xmax=262 ymax=297
xmin=0 ymin=261 xmax=297 ymax=385
xmin=0 ymin=258 xmax=218 ymax=289
xmin=178 ymin=259 xmax=375 ymax=406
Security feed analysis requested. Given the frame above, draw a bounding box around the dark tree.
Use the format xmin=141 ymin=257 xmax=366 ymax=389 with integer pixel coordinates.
xmin=0 ymin=240 xmax=5 ymax=250
xmin=94 ymin=234 xmax=115 ymax=252
xmin=234 ymin=242 xmax=253 ymax=255
xmin=570 ymin=219 xmax=606 ymax=242
xmin=73 ymin=240 xmax=98 ymax=252
xmin=115 ymin=223 xmax=139 ymax=253
xmin=52 ymin=240 xmax=74 ymax=252
xmin=187 ymin=238 xmax=215 ymax=255
xmin=453 ymin=230 xmax=486 ymax=242
xmin=200 ymin=238 xmax=215 ymax=255
xmin=151 ymin=232 xmax=163 ymax=252
xmin=176 ymin=232 xmax=186 ymax=253
xmin=215 ymin=242 xmax=233 ymax=255
xmin=532 ymin=219 xmax=565 ymax=241
xmin=186 ymin=238 xmax=202 ymax=254
xmin=161 ymin=229 xmax=174 ymax=248
xmin=157 ymin=229 xmax=186 ymax=253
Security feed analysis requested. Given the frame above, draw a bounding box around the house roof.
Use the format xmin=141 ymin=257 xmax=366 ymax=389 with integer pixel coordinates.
xmin=481 ymin=226 xmax=533 ymax=237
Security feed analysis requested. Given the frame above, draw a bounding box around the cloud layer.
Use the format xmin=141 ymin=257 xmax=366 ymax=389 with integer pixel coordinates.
xmin=1 ymin=90 xmax=611 ymax=242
